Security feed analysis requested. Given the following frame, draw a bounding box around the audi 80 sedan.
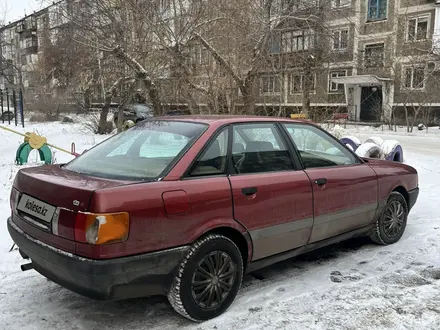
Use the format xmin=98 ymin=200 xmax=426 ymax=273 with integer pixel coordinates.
xmin=8 ymin=116 xmax=419 ymax=321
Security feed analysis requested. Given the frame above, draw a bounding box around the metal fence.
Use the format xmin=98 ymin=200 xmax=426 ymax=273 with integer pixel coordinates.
xmin=0 ymin=89 xmax=25 ymax=128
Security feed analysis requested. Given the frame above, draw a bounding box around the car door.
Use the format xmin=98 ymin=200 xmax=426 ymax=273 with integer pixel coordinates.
xmin=281 ymin=123 xmax=378 ymax=243
xmin=228 ymin=122 xmax=314 ymax=261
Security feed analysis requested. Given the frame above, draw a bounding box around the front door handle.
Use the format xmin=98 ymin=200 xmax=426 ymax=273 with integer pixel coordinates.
xmin=242 ymin=187 xmax=258 ymax=196
xmin=314 ymin=178 xmax=327 ymax=186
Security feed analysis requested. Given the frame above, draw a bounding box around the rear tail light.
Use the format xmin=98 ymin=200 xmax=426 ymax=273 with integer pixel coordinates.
xmin=52 ymin=207 xmax=61 ymax=236
xmin=74 ymin=212 xmax=129 ymax=245
xmin=10 ymin=188 xmax=20 ymax=212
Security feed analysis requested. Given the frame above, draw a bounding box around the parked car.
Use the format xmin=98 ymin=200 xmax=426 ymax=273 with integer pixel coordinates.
xmin=8 ymin=116 xmax=419 ymax=321
xmin=113 ymin=103 xmax=153 ymax=126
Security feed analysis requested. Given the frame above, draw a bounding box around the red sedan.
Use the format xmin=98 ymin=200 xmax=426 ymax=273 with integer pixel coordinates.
xmin=8 ymin=116 xmax=419 ymax=321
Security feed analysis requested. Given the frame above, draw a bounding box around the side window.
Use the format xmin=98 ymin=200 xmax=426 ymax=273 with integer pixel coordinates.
xmin=189 ymin=128 xmax=229 ymax=176
xmin=283 ymin=124 xmax=359 ymax=168
xmin=233 ymin=123 xmax=294 ymax=174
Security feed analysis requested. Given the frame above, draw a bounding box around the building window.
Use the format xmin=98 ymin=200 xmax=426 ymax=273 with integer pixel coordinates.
xmin=290 ymin=73 xmax=316 ymax=94
xmin=367 ymin=0 xmax=387 ymax=21
xmin=407 ymin=16 xmax=429 ymax=42
xmin=332 ymin=0 xmax=350 ymax=8
xmin=187 ymin=45 xmax=210 ymax=66
xmin=364 ymin=43 xmax=384 ymax=67
xmin=329 ymin=71 xmax=347 ymax=92
xmin=404 ymin=66 xmax=425 ymax=90
xmin=261 ymin=75 xmax=281 ymax=94
xmin=281 ymin=29 xmax=315 ymax=52
xmin=332 ymin=29 xmax=349 ymax=50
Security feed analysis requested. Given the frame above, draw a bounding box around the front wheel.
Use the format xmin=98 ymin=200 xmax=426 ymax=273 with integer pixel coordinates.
xmin=370 ymin=191 xmax=408 ymax=245
xmin=168 ymin=234 xmax=243 ymax=322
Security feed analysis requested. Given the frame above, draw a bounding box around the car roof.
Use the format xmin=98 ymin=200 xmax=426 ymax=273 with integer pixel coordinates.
xmin=152 ymin=115 xmax=313 ymax=127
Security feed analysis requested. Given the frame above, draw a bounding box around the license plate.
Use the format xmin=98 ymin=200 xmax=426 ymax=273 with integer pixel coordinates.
xmin=17 ymin=194 xmax=56 ymax=223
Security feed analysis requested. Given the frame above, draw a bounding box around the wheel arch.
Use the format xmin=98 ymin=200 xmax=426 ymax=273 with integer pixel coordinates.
xmin=392 ymin=186 xmax=409 ymax=206
xmin=195 ymin=226 xmax=252 ymax=271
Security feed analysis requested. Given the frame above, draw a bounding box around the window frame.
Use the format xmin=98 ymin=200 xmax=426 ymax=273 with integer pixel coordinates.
xmin=402 ymin=65 xmax=426 ymax=91
xmin=260 ymin=74 xmax=282 ymax=95
xmin=228 ymin=122 xmax=301 ymax=176
xmin=280 ymin=122 xmax=363 ymax=170
xmin=290 ymin=72 xmax=317 ymax=95
xmin=332 ymin=28 xmax=349 ymax=51
xmin=281 ymin=28 xmax=315 ymax=53
xmin=367 ymin=0 xmax=388 ymax=22
xmin=183 ymin=125 xmax=231 ymax=179
xmin=406 ymin=15 xmax=430 ymax=43
xmin=328 ymin=70 xmax=347 ymax=93
xmin=331 ymin=0 xmax=350 ymax=9
xmin=364 ymin=43 xmax=385 ymax=67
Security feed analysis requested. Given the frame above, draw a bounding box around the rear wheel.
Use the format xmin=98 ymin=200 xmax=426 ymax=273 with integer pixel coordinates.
xmin=370 ymin=191 xmax=408 ymax=245
xmin=168 ymin=234 xmax=243 ymax=322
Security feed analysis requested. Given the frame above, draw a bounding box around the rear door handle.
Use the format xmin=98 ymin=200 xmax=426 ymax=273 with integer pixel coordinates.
xmin=314 ymin=178 xmax=327 ymax=186
xmin=242 ymin=187 xmax=258 ymax=196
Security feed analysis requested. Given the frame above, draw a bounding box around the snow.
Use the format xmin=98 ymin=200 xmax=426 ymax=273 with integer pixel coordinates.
xmin=355 ymin=142 xmax=384 ymax=159
xmin=1 ymin=121 xmax=440 ymax=329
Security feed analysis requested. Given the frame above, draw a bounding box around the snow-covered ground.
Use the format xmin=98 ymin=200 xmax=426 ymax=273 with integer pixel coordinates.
xmin=1 ymin=120 xmax=440 ymax=330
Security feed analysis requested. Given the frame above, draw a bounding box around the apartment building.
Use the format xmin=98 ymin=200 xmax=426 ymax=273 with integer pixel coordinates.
xmin=254 ymin=0 xmax=440 ymax=122
xmin=2 ymin=0 xmax=439 ymax=121
xmin=0 ymin=1 xmax=72 ymax=96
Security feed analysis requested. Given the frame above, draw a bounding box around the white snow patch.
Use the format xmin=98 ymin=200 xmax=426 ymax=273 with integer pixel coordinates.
xmin=365 ymin=136 xmax=385 ymax=146
xmin=381 ymin=140 xmax=401 ymax=156
xmin=355 ymin=142 xmax=384 ymax=159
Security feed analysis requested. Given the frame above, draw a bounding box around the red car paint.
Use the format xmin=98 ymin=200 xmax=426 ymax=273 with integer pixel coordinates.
xmin=10 ymin=116 xmax=418 ymax=263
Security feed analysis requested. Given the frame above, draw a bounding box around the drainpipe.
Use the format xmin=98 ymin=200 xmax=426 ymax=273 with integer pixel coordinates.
xmin=433 ymin=1 xmax=440 ymax=54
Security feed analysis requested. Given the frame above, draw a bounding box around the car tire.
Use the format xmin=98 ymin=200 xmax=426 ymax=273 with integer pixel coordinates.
xmin=369 ymin=191 xmax=408 ymax=245
xmin=168 ymin=234 xmax=243 ymax=322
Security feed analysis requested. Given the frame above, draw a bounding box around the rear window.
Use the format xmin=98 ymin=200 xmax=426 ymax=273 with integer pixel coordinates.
xmin=64 ymin=120 xmax=207 ymax=180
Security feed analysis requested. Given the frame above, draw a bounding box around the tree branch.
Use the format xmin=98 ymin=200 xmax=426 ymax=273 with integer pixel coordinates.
xmin=192 ymin=33 xmax=244 ymax=87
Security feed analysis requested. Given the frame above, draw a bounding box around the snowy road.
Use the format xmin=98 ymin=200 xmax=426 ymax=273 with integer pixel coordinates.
xmin=1 ymin=123 xmax=440 ymax=330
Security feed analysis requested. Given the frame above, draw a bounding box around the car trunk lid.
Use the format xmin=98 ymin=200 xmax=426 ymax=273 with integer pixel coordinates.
xmin=14 ymin=165 xmax=132 ymax=212
xmin=11 ymin=165 xmax=136 ymax=253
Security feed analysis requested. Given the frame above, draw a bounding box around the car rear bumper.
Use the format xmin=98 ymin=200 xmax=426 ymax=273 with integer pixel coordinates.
xmin=408 ymin=187 xmax=419 ymax=211
xmin=7 ymin=217 xmax=189 ymax=300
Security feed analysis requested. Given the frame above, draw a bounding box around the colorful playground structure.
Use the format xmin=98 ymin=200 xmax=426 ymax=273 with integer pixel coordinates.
xmin=340 ymin=136 xmax=404 ymax=162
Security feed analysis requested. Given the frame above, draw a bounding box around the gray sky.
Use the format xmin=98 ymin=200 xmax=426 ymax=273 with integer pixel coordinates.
xmin=2 ymin=0 xmax=45 ymax=24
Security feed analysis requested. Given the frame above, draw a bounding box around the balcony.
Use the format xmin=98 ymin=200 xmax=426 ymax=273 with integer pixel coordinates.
xmin=15 ymin=20 xmax=37 ymax=34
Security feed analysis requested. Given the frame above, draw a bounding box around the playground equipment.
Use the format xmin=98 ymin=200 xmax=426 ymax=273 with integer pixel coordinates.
xmin=1 ymin=88 xmax=25 ymax=128
xmin=290 ymin=113 xmax=308 ymax=119
xmin=0 ymin=125 xmax=79 ymax=165
xmin=340 ymin=135 xmax=404 ymax=162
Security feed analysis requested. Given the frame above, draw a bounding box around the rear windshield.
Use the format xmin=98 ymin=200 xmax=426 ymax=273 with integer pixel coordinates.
xmin=64 ymin=120 xmax=207 ymax=180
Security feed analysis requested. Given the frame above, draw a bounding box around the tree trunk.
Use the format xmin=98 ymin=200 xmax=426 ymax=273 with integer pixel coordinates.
xmin=113 ymin=47 xmax=163 ymax=116
xmin=242 ymin=91 xmax=255 ymax=115
xmin=99 ymin=93 xmax=112 ymax=134
xmin=404 ymin=106 xmax=410 ymax=133
xmin=139 ymin=72 xmax=163 ymax=116
xmin=409 ymin=107 xmax=421 ymax=133
xmin=98 ymin=77 xmax=127 ymax=134
xmin=302 ymin=61 xmax=312 ymax=118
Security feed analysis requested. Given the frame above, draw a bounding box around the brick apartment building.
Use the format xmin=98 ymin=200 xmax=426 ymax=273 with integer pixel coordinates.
xmin=253 ymin=0 xmax=440 ymax=123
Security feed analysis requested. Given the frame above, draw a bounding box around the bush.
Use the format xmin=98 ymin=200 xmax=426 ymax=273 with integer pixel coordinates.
xmin=29 ymin=113 xmax=58 ymax=122
xmin=80 ymin=112 xmax=114 ymax=134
